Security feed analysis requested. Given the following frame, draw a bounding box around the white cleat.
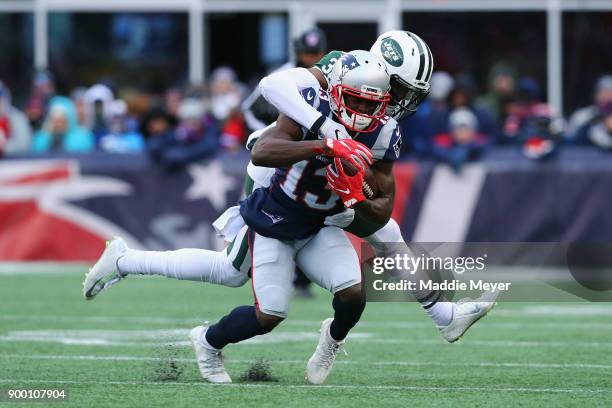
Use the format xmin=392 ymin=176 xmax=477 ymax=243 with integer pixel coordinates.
xmin=82 ymin=237 xmax=128 ymax=300
xmin=438 ymin=290 xmax=500 ymax=343
xmin=306 ymin=318 xmax=345 ymax=385
xmin=189 ymin=325 xmax=232 ymax=384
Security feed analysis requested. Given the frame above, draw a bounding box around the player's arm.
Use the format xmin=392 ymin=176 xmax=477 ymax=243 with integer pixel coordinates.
xmin=251 ymin=113 xmax=322 ymax=168
xmin=258 ymin=64 xmax=349 ymax=139
xmin=258 ymin=68 xmax=326 ymax=129
xmin=252 ymin=113 xmax=373 ymax=169
xmin=353 ymin=161 xmax=395 ymax=225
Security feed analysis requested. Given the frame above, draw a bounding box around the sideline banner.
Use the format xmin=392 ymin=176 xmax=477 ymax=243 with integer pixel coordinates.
xmin=1 ymin=149 xmax=612 ymax=261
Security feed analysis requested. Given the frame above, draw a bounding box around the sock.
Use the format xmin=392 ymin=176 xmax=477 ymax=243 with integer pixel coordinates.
xmin=116 ymin=248 xmax=246 ymax=287
xmin=419 ymin=290 xmax=454 ymax=327
xmin=329 ymin=297 xmax=366 ymax=342
xmin=205 ymin=305 xmax=271 ymax=349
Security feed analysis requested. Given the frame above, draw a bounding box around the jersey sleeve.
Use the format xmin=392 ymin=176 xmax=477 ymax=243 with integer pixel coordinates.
xmin=313 ymin=50 xmax=345 ymax=90
xmin=384 ymin=125 xmax=403 ymax=161
xmin=296 ymin=87 xmax=323 ymax=141
xmin=371 ymin=120 xmax=403 ymax=162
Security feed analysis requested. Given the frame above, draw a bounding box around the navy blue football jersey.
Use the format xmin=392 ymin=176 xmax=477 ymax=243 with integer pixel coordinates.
xmin=240 ymin=87 xmax=402 ymax=241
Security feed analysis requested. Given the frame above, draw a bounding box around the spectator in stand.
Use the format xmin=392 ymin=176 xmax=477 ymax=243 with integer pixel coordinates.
xmin=476 ymin=62 xmax=518 ymax=123
xmin=432 ymin=107 xmax=488 ymax=171
xmin=165 ymin=87 xmax=183 ymax=119
xmin=519 ymin=104 xmax=564 ymax=160
xmin=139 ymin=106 xmax=176 ymax=141
xmin=32 ymin=96 xmax=94 ymax=153
xmin=567 ymin=75 xmax=612 ymax=143
xmin=208 ymin=67 xmax=246 ymax=151
xmin=401 ymin=71 xmax=454 ymax=158
xmin=25 ymin=70 xmax=55 ymax=130
xmin=147 ymin=98 xmax=219 ymax=169
xmin=84 ymin=84 xmax=115 ymax=143
xmin=429 ymin=71 xmax=454 ymax=114
xmin=574 ymin=102 xmax=612 ymax=150
xmin=71 ymin=87 xmax=89 ymax=128
xmin=98 ymin=100 xmax=145 ymax=154
xmin=502 ymin=77 xmax=561 ymax=144
xmin=0 ymin=81 xmax=32 ymax=156
xmin=430 ymin=74 xmax=498 ymax=140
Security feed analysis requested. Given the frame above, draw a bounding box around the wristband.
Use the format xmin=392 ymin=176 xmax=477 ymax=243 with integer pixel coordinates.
xmin=307 ymin=115 xmax=327 ymax=138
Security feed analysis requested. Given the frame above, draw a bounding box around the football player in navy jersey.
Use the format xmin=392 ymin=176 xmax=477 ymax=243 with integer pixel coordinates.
xmin=202 ymin=50 xmax=398 ymax=384
xmin=84 ymin=32 xmax=499 ymax=383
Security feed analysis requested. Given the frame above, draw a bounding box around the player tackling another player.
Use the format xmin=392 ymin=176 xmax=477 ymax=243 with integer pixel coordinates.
xmin=83 ymin=30 xmax=498 ymax=384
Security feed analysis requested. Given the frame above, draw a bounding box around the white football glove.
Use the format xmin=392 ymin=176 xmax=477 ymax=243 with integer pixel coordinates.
xmin=320 ymin=117 xmax=351 ymax=140
xmin=324 ymin=208 xmax=355 ymax=228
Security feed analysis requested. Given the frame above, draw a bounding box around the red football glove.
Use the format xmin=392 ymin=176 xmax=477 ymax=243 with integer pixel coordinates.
xmin=326 ymin=158 xmax=366 ymax=208
xmin=314 ymin=138 xmax=373 ymax=172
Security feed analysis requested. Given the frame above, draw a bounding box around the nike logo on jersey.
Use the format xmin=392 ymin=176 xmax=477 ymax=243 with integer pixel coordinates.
xmin=261 ymin=209 xmax=285 ymax=224
xmin=306 ymin=90 xmax=314 ymax=101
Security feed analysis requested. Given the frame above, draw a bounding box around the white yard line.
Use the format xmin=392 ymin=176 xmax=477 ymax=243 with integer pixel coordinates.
xmin=2 ymin=314 xmax=612 ymax=330
xmin=0 ymin=329 xmax=611 ymax=348
xmin=1 ymin=353 xmax=611 ymax=370
xmin=0 ymin=378 xmax=609 ymax=394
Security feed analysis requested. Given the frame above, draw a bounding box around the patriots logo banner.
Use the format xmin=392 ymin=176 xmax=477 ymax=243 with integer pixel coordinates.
xmin=2 ymin=152 xmax=611 ymax=261
xmin=0 ymin=155 xmax=244 ymax=261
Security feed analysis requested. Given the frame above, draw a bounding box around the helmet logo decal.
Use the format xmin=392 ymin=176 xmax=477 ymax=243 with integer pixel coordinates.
xmin=339 ymin=54 xmax=361 ymax=76
xmin=380 ymin=38 xmax=404 ymax=67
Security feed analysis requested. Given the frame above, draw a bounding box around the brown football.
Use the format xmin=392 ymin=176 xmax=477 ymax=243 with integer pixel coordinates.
xmin=362 ymin=168 xmax=378 ymax=199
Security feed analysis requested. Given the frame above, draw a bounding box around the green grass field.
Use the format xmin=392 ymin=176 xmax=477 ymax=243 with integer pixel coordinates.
xmin=1 ymin=265 xmax=611 ymax=407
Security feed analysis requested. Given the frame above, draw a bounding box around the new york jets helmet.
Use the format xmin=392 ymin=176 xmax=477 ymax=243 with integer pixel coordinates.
xmin=328 ymin=50 xmax=391 ymax=133
xmin=370 ymin=30 xmax=433 ymax=120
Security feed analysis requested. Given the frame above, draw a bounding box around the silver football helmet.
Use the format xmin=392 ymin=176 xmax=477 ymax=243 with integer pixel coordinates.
xmin=328 ymin=50 xmax=391 ymax=133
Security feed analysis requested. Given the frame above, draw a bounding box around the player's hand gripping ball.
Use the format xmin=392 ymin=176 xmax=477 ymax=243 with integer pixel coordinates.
xmin=329 ymin=159 xmax=379 ymax=200
xmin=315 ymin=138 xmax=373 ymax=172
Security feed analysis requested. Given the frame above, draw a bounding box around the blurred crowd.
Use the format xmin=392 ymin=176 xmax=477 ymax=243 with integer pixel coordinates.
xmin=0 ymin=67 xmax=248 ymax=169
xmin=1 ymin=47 xmax=611 ymax=171
xmin=403 ymin=70 xmax=612 ymax=169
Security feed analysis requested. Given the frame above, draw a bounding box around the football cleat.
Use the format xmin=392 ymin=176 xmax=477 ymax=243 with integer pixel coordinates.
xmin=189 ymin=324 xmax=232 ymax=384
xmin=82 ymin=237 xmax=128 ymax=300
xmin=438 ymin=290 xmax=500 ymax=343
xmin=306 ymin=318 xmax=345 ymax=385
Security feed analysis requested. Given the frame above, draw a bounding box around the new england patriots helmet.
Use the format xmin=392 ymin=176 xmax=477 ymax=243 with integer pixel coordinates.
xmin=328 ymin=50 xmax=391 ymax=133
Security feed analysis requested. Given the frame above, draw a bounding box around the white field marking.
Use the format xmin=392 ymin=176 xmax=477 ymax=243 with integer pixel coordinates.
xmin=0 ymin=329 xmax=372 ymax=347
xmin=515 ymin=305 xmax=612 ymax=316
xmin=2 ymin=353 xmax=612 ymax=370
xmin=0 ymin=263 xmax=87 ymax=275
xmin=0 ymin=329 xmax=610 ymax=349
xmin=0 ymin=378 xmax=609 ymax=394
xmin=3 ymin=314 xmax=612 ymax=330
